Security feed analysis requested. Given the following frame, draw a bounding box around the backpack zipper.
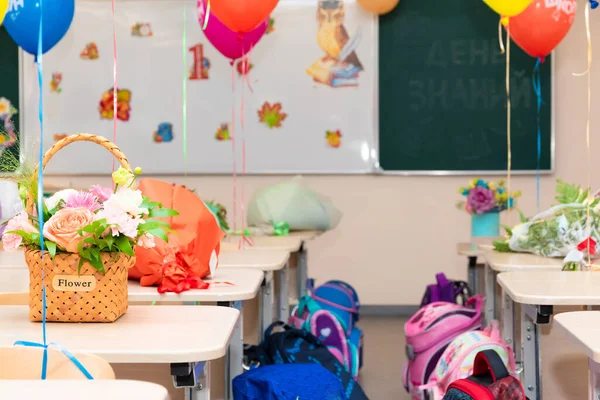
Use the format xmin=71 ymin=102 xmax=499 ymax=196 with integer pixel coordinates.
xmin=448 ymin=379 xmax=494 ymax=399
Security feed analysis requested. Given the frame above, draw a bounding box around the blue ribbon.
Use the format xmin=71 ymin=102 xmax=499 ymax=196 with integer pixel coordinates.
xmin=14 ymin=341 xmax=94 ymax=379
xmin=532 ymin=58 xmax=543 ymax=212
xmin=21 ymin=1 xmax=92 ymax=380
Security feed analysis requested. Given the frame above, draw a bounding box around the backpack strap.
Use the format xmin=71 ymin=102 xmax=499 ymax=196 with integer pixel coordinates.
xmin=472 ymin=350 xmax=510 ymax=383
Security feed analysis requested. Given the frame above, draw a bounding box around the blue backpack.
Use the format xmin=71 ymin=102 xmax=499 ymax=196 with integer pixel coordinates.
xmin=243 ymin=322 xmax=369 ymax=400
xmin=233 ymin=363 xmax=348 ymax=400
xmin=289 ymin=280 xmax=363 ymax=378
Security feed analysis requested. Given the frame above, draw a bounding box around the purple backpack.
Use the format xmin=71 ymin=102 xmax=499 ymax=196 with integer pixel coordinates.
xmin=421 ymin=273 xmax=472 ymax=307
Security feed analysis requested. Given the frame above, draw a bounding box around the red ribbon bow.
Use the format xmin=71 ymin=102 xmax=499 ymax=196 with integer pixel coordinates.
xmin=577 ymin=237 xmax=597 ymax=255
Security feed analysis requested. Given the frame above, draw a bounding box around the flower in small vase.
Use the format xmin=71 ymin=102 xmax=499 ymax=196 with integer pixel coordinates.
xmin=467 ymin=186 xmax=496 ymax=214
xmin=45 ymin=189 xmax=79 ymax=211
xmin=2 ymin=212 xmax=37 ymax=251
xmin=90 ymin=185 xmax=112 ymax=202
xmin=43 ymin=207 xmax=95 ymax=252
xmin=65 ymin=191 xmax=101 ymax=213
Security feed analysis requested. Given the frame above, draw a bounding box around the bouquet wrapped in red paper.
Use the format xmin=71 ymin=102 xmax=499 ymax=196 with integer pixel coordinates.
xmin=130 ymin=179 xmax=224 ymax=293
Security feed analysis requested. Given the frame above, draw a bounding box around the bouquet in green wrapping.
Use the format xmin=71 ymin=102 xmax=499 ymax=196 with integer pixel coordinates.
xmin=493 ymin=180 xmax=600 ymax=262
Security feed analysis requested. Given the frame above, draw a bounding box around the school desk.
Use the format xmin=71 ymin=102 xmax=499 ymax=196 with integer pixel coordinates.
xmin=457 ymin=242 xmax=483 ymax=294
xmin=218 ymin=249 xmax=290 ymax=334
xmin=0 ymin=306 xmax=238 ymax=400
xmin=498 ymin=271 xmax=600 ymax=400
xmin=129 ymin=268 xmax=263 ymax=400
xmin=0 ymin=267 xmax=260 ymax=400
xmin=222 ymin=230 xmax=321 ymax=303
xmin=554 ymin=311 xmax=600 ymax=400
xmin=0 ymin=380 xmax=170 ymax=400
xmin=482 ymin=249 xmax=562 ymax=324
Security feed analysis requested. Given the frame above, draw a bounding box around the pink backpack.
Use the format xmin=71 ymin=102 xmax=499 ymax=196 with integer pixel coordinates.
xmin=418 ymin=321 xmax=517 ymax=399
xmin=403 ymin=295 xmax=484 ymax=399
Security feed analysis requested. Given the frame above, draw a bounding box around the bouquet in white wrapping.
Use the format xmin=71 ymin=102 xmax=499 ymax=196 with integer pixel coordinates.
xmin=494 ymin=180 xmax=600 ymax=267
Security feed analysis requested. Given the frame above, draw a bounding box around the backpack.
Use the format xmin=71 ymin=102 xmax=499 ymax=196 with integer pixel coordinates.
xmin=232 ymin=363 xmax=348 ymax=400
xmin=289 ymin=279 xmax=363 ymax=378
xmin=243 ymin=322 xmax=369 ymax=400
xmin=418 ymin=321 xmax=516 ymax=399
xmin=403 ymin=295 xmax=484 ymax=400
xmin=442 ymin=350 xmax=528 ymax=400
xmin=421 ymin=273 xmax=472 ymax=307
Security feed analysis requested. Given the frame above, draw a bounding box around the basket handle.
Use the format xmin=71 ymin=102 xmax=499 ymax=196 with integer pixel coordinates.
xmin=26 ymin=133 xmax=133 ymax=214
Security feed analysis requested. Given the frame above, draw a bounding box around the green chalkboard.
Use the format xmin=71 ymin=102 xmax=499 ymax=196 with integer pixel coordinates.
xmin=378 ymin=0 xmax=552 ymax=173
xmin=0 ymin=26 xmax=20 ymax=174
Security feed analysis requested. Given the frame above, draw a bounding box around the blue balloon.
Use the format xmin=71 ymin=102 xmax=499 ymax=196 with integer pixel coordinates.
xmin=3 ymin=0 xmax=75 ymax=56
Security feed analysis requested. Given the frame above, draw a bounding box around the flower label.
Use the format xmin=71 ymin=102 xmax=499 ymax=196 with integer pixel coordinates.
xmin=52 ymin=275 xmax=97 ymax=292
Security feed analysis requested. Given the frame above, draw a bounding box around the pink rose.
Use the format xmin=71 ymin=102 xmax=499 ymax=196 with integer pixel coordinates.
xmin=43 ymin=207 xmax=94 ymax=253
xmin=1 ymin=212 xmax=37 ymax=251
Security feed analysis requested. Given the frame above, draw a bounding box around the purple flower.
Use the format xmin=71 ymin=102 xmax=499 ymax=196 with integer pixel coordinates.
xmin=467 ymin=186 xmax=496 ymax=214
xmin=90 ymin=185 xmax=112 ymax=202
xmin=65 ymin=191 xmax=101 ymax=213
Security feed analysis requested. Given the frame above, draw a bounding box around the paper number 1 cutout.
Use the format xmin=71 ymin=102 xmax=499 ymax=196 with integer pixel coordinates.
xmin=189 ymin=44 xmax=209 ymax=80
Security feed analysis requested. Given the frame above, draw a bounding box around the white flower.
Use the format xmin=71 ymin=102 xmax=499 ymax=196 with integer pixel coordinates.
xmin=0 ymin=97 xmax=12 ymax=119
xmin=103 ymin=188 xmax=148 ymax=216
xmin=95 ymin=207 xmax=143 ymax=238
xmin=45 ymin=189 xmax=78 ymax=210
xmin=137 ymin=233 xmax=156 ymax=248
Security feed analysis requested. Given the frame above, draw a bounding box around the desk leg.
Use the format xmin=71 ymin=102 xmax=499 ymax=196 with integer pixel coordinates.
xmin=484 ymin=264 xmax=497 ymax=324
xmin=218 ymin=301 xmax=243 ymax=400
xmin=468 ymin=256 xmax=478 ymax=294
xmin=589 ymin=358 xmax=600 ymax=400
xmin=502 ymin=289 xmax=514 ymax=349
xmin=174 ymin=362 xmax=209 ymax=400
xmin=259 ymin=271 xmax=274 ymax=338
xmin=298 ymin=243 xmax=308 ymax=298
xmin=521 ymin=304 xmax=542 ymax=400
xmin=277 ymin=262 xmax=290 ymax=322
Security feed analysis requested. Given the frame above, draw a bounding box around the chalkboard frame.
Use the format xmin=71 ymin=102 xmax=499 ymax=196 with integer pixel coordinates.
xmin=375 ymin=8 xmax=556 ymax=176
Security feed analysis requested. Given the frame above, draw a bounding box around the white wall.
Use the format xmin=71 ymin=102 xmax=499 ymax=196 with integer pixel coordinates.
xmin=41 ymin=0 xmax=597 ymax=305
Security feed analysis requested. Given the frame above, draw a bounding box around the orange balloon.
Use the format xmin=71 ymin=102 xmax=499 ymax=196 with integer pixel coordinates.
xmin=357 ymin=0 xmax=399 ymax=15
xmin=210 ymin=0 xmax=279 ymax=33
xmin=507 ymin=0 xmax=576 ymax=60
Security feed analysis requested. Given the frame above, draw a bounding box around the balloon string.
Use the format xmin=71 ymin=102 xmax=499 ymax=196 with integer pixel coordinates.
xmin=498 ymin=18 xmax=505 ymax=54
xmin=182 ymin=3 xmax=188 ymax=171
xmin=505 ymin=25 xmax=512 ymax=221
xmin=532 ymin=59 xmax=542 ymax=212
xmin=239 ymin=48 xmax=254 ymax=249
xmin=574 ymin=3 xmax=592 ymax=267
xmin=36 ymin=0 xmax=48 ymax=376
xmin=111 ymin=0 xmax=117 ymax=173
xmin=231 ymin=63 xmax=237 ymax=235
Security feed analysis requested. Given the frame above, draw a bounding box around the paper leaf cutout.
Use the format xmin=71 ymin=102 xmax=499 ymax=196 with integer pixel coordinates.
xmin=215 ymin=123 xmax=231 ymax=141
xmin=258 ymin=102 xmax=287 ymax=129
xmin=326 ymin=130 xmax=342 ymax=148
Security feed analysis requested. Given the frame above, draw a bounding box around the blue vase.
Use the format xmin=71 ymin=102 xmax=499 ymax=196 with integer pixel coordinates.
xmin=471 ymin=212 xmax=500 ymax=237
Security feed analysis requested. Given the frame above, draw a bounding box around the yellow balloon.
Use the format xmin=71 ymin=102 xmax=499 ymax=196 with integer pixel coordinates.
xmin=357 ymin=0 xmax=400 ymax=15
xmin=483 ymin=0 xmax=534 ymax=17
xmin=0 ymin=0 xmax=8 ymax=26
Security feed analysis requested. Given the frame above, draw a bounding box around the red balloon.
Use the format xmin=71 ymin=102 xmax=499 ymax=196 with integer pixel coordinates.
xmin=210 ymin=0 xmax=278 ymax=33
xmin=507 ymin=0 xmax=576 ymax=60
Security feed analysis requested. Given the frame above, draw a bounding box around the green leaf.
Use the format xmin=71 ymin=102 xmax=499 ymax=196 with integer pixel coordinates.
xmin=104 ymin=235 xmax=114 ymax=251
xmin=94 ymin=220 xmax=107 ymax=237
xmin=501 ymin=225 xmax=513 ymax=237
xmin=87 ymin=255 xmax=106 ymax=274
xmin=145 ymin=228 xmax=169 ymax=242
xmin=82 ymin=224 xmax=97 ymax=234
xmin=77 ymin=257 xmax=86 ymax=275
xmin=149 ymin=208 xmax=179 ymax=218
xmin=46 ymin=241 xmax=57 ymax=260
xmin=493 ymin=240 xmax=511 ymax=252
xmin=115 ymin=235 xmax=135 ymax=256
xmin=555 ymin=179 xmax=582 ymax=204
xmin=83 ymin=237 xmax=97 ymax=244
xmin=518 ymin=209 xmax=529 ymax=223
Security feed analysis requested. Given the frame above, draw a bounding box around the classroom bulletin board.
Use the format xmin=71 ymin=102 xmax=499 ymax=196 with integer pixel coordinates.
xmin=21 ymin=0 xmax=378 ymax=174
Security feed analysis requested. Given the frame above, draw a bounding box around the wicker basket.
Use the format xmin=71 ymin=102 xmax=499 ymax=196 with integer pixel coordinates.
xmin=25 ymin=134 xmax=136 ymax=323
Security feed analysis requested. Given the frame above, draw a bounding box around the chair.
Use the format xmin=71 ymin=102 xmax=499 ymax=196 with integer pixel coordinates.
xmin=0 ymin=292 xmax=28 ymax=305
xmin=0 ymin=346 xmax=116 ymax=379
